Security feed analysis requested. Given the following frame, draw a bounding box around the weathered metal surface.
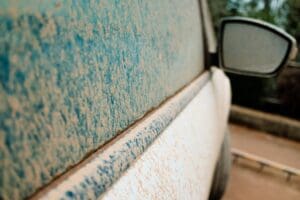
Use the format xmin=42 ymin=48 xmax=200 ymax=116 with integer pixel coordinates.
xmin=0 ymin=0 xmax=204 ymax=199
xmin=34 ymin=72 xmax=210 ymax=200
xmin=101 ymin=70 xmax=230 ymax=200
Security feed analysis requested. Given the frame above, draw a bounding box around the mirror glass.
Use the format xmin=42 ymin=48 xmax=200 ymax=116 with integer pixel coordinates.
xmin=221 ymin=22 xmax=289 ymax=74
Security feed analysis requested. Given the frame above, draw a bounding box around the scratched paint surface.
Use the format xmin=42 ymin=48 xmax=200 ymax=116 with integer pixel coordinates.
xmin=0 ymin=0 xmax=203 ymax=199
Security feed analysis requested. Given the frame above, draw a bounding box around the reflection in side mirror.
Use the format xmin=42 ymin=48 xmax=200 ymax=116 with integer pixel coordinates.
xmin=219 ymin=17 xmax=297 ymax=76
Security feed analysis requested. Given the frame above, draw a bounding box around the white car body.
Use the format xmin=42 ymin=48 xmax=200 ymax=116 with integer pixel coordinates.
xmin=0 ymin=0 xmax=232 ymax=199
xmin=102 ymin=68 xmax=231 ymax=200
xmin=38 ymin=68 xmax=231 ymax=200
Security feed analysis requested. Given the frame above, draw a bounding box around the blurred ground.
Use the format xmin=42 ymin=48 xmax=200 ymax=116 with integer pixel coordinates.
xmin=222 ymin=123 xmax=300 ymax=200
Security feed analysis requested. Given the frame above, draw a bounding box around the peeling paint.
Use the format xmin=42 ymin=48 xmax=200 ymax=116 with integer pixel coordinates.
xmin=0 ymin=0 xmax=203 ymax=199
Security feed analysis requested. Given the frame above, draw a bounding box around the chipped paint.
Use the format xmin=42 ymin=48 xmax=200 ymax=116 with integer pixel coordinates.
xmin=0 ymin=0 xmax=204 ymax=199
xmin=34 ymin=72 xmax=210 ymax=200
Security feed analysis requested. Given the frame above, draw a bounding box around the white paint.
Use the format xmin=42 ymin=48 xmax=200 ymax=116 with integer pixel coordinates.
xmin=34 ymin=72 xmax=211 ymax=200
xmin=101 ymin=69 xmax=231 ymax=200
xmin=211 ymin=67 xmax=231 ymax=133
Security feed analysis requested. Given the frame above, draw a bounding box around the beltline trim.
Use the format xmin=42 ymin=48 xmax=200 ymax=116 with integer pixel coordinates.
xmin=32 ymin=72 xmax=211 ymax=200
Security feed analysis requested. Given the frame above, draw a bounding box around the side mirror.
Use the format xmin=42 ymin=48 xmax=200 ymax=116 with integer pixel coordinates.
xmin=219 ymin=17 xmax=298 ymax=77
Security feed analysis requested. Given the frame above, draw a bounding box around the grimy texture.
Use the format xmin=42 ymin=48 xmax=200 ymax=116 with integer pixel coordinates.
xmin=0 ymin=0 xmax=203 ymax=199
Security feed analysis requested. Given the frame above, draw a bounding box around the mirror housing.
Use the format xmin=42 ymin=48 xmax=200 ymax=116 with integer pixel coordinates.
xmin=218 ymin=17 xmax=297 ymax=77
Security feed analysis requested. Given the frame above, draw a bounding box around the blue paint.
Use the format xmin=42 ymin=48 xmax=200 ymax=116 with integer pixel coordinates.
xmin=40 ymin=172 xmax=48 ymax=184
xmin=0 ymin=0 xmax=204 ymax=199
xmin=16 ymin=168 xmax=25 ymax=179
xmin=4 ymin=128 xmax=14 ymax=153
xmin=74 ymin=34 xmax=84 ymax=47
xmin=27 ymin=15 xmax=44 ymax=37
xmin=66 ymin=191 xmax=75 ymax=198
xmin=0 ymin=17 xmax=13 ymax=32
xmin=0 ymin=47 xmax=10 ymax=90
xmin=15 ymin=71 xmax=25 ymax=84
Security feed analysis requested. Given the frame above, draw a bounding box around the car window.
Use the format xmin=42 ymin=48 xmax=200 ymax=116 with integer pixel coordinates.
xmin=0 ymin=0 xmax=204 ymax=199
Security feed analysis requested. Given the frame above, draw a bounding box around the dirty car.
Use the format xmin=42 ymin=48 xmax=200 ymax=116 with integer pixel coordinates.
xmin=0 ymin=0 xmax=297 ymax=199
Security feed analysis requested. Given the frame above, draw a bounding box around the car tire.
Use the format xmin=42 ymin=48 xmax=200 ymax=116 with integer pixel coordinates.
xmin=209 ymin=130 xmax=231 ymax=200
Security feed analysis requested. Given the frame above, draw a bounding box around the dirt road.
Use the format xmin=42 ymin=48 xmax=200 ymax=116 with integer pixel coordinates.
xmin=222 ymin=123 xmax=300 ymax=200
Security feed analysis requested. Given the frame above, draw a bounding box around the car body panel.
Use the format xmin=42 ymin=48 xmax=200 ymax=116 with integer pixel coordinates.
xmin=101 ymin=69 xmax=230 ymax=200
xmin=33 ymin=68 xmax=231 ymax=200
xmin=0 ymin=0 xmax=204 ymax=199
xmin=34 ymin=71 xmax=209 ymax=199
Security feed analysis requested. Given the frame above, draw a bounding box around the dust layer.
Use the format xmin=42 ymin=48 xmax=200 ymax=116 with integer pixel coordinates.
xmin=0 ymin=0 xmax=203 ymax=199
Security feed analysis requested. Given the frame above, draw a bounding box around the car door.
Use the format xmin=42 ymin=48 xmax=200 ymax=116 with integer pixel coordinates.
xmin=0 ymin=0 xmax=230 ymax=199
